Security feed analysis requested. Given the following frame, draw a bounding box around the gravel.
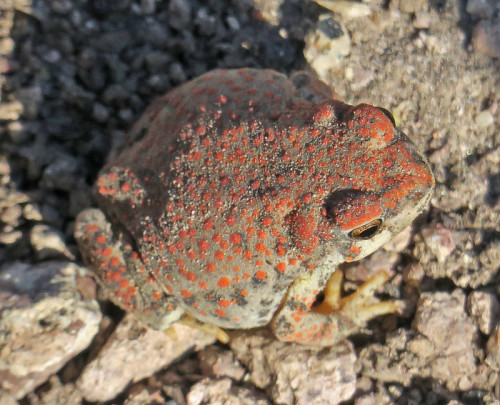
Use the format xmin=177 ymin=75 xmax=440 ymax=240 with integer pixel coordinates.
xmin=0 ymin=0 xmax=498 ymax=403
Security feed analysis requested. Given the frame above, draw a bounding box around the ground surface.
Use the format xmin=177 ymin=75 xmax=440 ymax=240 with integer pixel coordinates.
xmin=0 ymin=0 xmax=499 ymax=404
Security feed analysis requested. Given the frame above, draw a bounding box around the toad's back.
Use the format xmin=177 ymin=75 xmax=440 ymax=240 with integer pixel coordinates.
xmin=83 ymin=69 xmax=434 ymax=332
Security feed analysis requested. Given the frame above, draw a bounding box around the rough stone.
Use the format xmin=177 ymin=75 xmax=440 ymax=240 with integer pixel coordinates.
xmin=0 ymin=261 xmax=101 ymax=399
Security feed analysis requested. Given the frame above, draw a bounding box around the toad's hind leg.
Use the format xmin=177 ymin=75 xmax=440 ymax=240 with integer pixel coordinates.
xmin=271 ymin=270 xmax=401 ymax=346
xmin=75 ymin=208 xmax=184 ymax=330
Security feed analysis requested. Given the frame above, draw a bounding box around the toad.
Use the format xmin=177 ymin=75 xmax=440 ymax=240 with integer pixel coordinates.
xmin=75 ymin=69 xmax=434 ymax=346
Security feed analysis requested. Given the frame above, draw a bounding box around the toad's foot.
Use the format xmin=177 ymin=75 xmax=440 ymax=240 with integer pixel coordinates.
xmin=271 ymin=270 xmax=402 ymax=346
xmin=175 ymin=314 xmax=230 ymax=344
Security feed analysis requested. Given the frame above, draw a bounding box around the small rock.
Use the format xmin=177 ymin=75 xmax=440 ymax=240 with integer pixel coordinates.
xmin=49 ymin=0 xmax=73 ymax=14
xmin=30 ymin=224 xmax=75 ymax=260
xmin=77 ymin=316 xmax=215 ymax=402
xmin=412 ymin=290 xmax=477 ymax=390
xmin=195 ymin=8 xmax=217 ymax=36
xmin=474 ymin=109 xmax=494 ymax=128
xmin=485 ymin=324 xmax=500 ymax=370
xmin=396 ymin=0 xmax=429 ymax=14
xmin=92 ymin=102 xmax=110 ymax=123
xmin=42 ymin=154 xmax=81 ymax=191
xmin=16 ymin=86 xmax=43 ymax=120
xmin=168 ymin=62 xmax=187 ymax=84
xmin=0 ymin=100 xmax=23 ymax=120
xmin=0 ymin=261 xmax=102 ymax=399
xmin=144 ymin=51 xmax=171 ymax=74
xmin=124 ymin=386 xmax=166 ymax=405
xmin=312 ymin=0 xmax=371 ymax=19
xmin=198 ymin=346 xmax=246 ymax=381
xmin=251 ymin=0 xmax=284 ymax=26
xmin=419 ymin=223 xmax=456 ymax=263
xmin=0 ymin=37 xmax=14 ymax=55
xmin=1 ymin=205 xmax=23 ymax=226
xmin=466 ymin=0 xmax=495 ymax=19
xmin=168 ymin=0 xmax=192 ymax=31
xmin=472 ymin=19 xmax=500 ymax=58
xmin=139 ymin=0 xmax=156 ymax=14
xmin=345 ymin=66 xmax=375 ymax=91
xmin=413 ymin=11 xmax=431 ymax=29
xmin=467 ymin=291 xmax=500 ymax=335
xmin=304 ymin=14 xmax=351 ymax=80
xmin=230 ymin=330 xmax=357 ymax=405
xmin=187 ymin=378 xmax=270 ymax=405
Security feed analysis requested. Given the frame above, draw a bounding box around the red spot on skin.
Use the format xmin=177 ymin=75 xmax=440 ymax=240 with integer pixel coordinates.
xmin=186 ymin=272 xmax=196 ymax=282
xmin=206 ymin=263 xmax=216 ymax=272
xmin=121 ymin=182 xmax=130 ymax=192
xmin=216 ymin=309 xmax=226 ymax=317
xmin=229 ymin=233 xmax=241 ymax=244
xmin=285 ymin=211 xmax=319 ymax=254
xmin=217 ymin=277 xmax=231 ymax=287
xmin=199 ymin=281 xmax=207 ymax=289
xmin=255 ymin=270 xmax=267 ymax=280
xmin=203 ymin=218 xmax=215 ymax=230
xmin=181 ymin=289 xmax=191 ymax=298
xmin=198 ymin=239 xmax=209 ymax=251
xmin=226 ymin=215 xmax=236 ymax=226
xmin=102 ymin=247 xmax=112 ymax=257
xmin=255 ymin=243 xmax=266 ymax=253
xmin=261 ymin=216 xmax=273 ymax=226
xmin=276 ymin=262 xmax=286 ymax=272
xmin=109 ymin=257 xmax=120 ymax=267
xmin=215 ymin=251 xmax=225 ymax=261
xmin=219 ymin=299 xmax=231 ymax=307
xmin=96 ymin=235 xmax=106 ymax=244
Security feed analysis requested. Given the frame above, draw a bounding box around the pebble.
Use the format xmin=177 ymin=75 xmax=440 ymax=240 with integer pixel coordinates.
xmin=486 ymin=324 xmax=500 ymax=370
xmin=30 ymin=224 xmax=75 ymax=260
xmin=229 ymin=330 xmax=356 ymax=405
xmin=42 ymin=154 xmax=81 ymax=191
xmin=0 ymin=261 xmax=101 ymax=399
xmin=467 ymin=291 xmax=500 ymax=335
xmin=187 ymin=378 xmax=270 ymax=405
xmin=474 ymin=109 xmax=494 ymax=128
xmin=0 ymin=100 xmax=23 ymax=120
xmin=144 ymin=51 xmax=171 ymax=73
xmin=198 ymin=346 xmax=246 ymax=381
xmin=312 ymin=0 xmax=371 ymax=19
xmin=472 ymin=19 xmax=500 ymax=58
xmin=168 ymin=0 xmax=192 ymax=31
xmin=304 ymin=14 xmax=351 ymax=79
xmin=419 ymin=223 xmax=456 ymax=263
xmin=466 ymin=0 xmax=495 ymax=19
xmin=92 ymin=102 xmax=110 ymax=123
xmin=77 ymin=316 xmax=215 ymax=402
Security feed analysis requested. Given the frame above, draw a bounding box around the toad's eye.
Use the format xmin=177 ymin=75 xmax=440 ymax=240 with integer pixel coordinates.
xmin=377 ymin=107 xmax=396 ymax=127
xmin=348 ymin=218 xmax=383 ymax=240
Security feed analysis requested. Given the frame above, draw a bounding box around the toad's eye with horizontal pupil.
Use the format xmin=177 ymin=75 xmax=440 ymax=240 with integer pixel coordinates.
xmin=377 ymin=107 xmax=396 ymax=127
xmin=348 ymin=218 xmax=383 ymax=240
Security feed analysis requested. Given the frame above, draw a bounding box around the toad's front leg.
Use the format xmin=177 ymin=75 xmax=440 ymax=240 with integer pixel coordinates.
xmin=271 ymin=269 xmax=401 ymax=346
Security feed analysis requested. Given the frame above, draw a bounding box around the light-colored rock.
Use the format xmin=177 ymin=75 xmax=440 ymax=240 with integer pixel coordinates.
xmin=0 ymin=261 xmax=101 ymax=399
xmin=472 ymin=19 xmax=500 ymax=58
xmin=198 ymin=345 xmax=246 ymax=381
xmin=467 ymin=291 xmax=500 ymax=335
xmin=359 ymin=290 xmax=478 ymax=391
xmin=304 ymin=14 xmax=351 ymax=80
xmin=229 ymin=330 xmax=356 ymax=405
xmin=187 ymin=378 xmax=270 ymax=405
xmin=77 ymin=315 xmax=215 ymax=402
xmin=30 ymin=224 xmax=75 ymax=260
xmin=420 ymin=223 xmax=456 ymax=263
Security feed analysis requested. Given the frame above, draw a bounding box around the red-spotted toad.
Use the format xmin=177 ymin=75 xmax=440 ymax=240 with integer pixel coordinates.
xmin=75 ymin=69 xmax=434 ymax=346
